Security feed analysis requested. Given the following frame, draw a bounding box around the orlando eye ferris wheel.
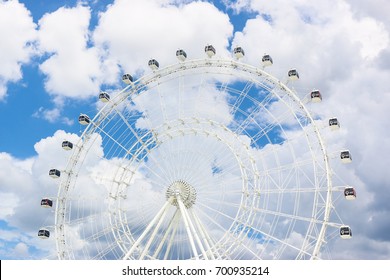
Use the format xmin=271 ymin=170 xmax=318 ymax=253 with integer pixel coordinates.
xmin=39 ymin=45 xmax=355 ymax=260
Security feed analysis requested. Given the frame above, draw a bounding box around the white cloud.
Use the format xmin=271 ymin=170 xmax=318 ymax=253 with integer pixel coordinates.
xmin=3 ymin=0 xmax=233 ymax=122
xmin=348 ymin=16 xmax=388 ymax=59
xmin=0 ymin=193 xmax=19 ymax=219
xmin=37 ymin=4 xmax=118 ymax=100
xmin=0 ymin=131 xmax=81 ymax=259
xmin=0 ymin=0 xmax=36 ymax=100
xmin=229 ymin=0 xmax=388 ymax=89
xmin=93 ymin=0 xmax=233 ymax=74
xmin=35 ymin=0 xmax=232 ymax=101
xmin=0 ymin=153 xmax=35 ymax=195
xmin=345 ymin=0 xmax=390 ymax=30
xmin=32 ymin=106 xmax=75 ymax=125
xmin=12 ymin=242 xmax=29 ymax=258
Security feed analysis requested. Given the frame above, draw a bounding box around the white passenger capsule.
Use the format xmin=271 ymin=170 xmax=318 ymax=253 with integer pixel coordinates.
xmin=78 ymin=114 xmax=90 ymax=125
xmin=329 ymin=118 xmax=340 ymax=130
xmin=233 ymin=47 xmax=245 ymax=59
xmin=122 ymin=73 xmax=133 ymax=85
xmin=49 ymin=169 xmax=60 ymax=178
xmin=38 ymin=228 xmax=50 ymax=239
xmin=205 ymin=45 xmax=216 ymax=58
xmin=261 ymin=54 xmax=273 ymax=67
xmin=288 ymin=69 xmax=299 ymax=81
xmin=176 ymin=49 xmax=187 ymax=61
xmin=340 ymin=226 xmax=352 ymax=239
xmin=340 ymin=150 xmax=352 ymax=163
xmin=148 ymin=59 xmax=160 ymax=70
xmin=99 ymin=91 xmax=110 ymax=102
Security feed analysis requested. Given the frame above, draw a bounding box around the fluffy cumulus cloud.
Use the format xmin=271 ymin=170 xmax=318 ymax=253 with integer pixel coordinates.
xmin=0 ymin=131 xmax=80 ymax=259
xmin=37 ymin=4 xmax=118 ymax=101
xmin=0 ymin=0 xmax=36 ymax=100
xmin=32 ymin=106 xmax=75 ymax=125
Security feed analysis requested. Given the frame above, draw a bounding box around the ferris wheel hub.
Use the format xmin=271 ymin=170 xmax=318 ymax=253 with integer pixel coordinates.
xmin=166 ymin=180 xmax=197 ymax=209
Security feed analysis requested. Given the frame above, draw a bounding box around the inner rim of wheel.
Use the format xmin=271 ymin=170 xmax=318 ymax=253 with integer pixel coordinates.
xmin=106 ymin=117 xmax=261 ymax=259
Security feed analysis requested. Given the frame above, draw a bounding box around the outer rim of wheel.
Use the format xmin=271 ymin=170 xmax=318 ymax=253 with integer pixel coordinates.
xmin=54 ymin=56 xmax=333 ymax=260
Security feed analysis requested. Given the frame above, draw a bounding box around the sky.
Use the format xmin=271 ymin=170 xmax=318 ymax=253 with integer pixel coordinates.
xmin=0 ymin=0 xmax=390 ymax=260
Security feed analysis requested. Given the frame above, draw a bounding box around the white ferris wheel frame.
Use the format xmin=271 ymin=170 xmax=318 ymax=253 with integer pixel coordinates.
xmin=52 ymin=55 xmax=342 ymax=260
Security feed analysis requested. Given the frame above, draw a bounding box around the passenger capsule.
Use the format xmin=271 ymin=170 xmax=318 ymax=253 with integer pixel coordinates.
xmin=340 ymin=150 xmax=352 ymax=163
xmin=78 ymin=114 xmax=90 ymax=125
xmin=148 ymin=59 xmax=160 ymax=70
xmin=38 ymin=228 xmax=50 ymax=239
xmin=205 ymin=45 xmax=216 ymax=58
xmin=310 ymin=90 xmax=322 ymax=103
xmin=344 ymin=187 xmax=356 ymax=200
xmin=261 ymin=54 xmax=273 ymax=67
xmin=41 ymin=198 xmax=53 ymax=208
xmin=176 ymin=49 xmax=187 ymax=62
xmin=288 ymin=69 xmax=299 ymax=81
xmin=99 ymin=91 xmax=110 ymax=102
xmin=329 ymin=118 xmax=340 ymax=130
xmin=122 ymin=73 xmax=133 ymax=85
xmin=233 ymin=47 xmax=245 ymax=59
xmin=340 ymin=226 xmax=352 ymax=239
xmin=62 ymin=140 xmax=73 ymax=150
xmin=49 ymin=169 xmax=60 ymax=179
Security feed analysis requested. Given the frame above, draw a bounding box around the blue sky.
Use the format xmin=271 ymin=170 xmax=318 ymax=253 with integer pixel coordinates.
xmin=1 ymin=0 xmax=390 ymax=260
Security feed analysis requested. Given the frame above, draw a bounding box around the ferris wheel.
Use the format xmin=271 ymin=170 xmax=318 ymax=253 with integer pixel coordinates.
xmin=39 ymin=45 xmax=355 ymax=260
